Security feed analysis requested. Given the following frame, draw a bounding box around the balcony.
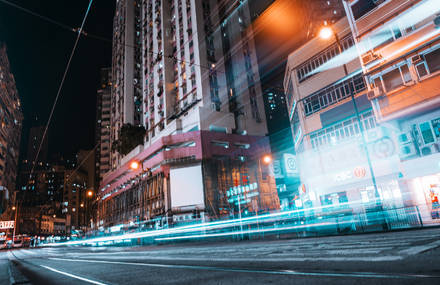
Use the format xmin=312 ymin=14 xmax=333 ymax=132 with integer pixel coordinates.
xmin=353 ymin=0 xmax=418 ymax=38
xmin=375 ymin=72 xmax=440 ymax=121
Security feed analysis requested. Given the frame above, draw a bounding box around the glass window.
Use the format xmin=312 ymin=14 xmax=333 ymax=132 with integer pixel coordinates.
xmin=425 ymin=48 xmax=440 ymax=74
xmin=416 ymin=62 xmax=428 ymax=78
xmin=351 ymin=0 xmax=378 ymax=20
xmin=419 ymin=122 xmax=435 ymax=144
xmin=400 ymin=64 xmax=412 ymax=83
xmin=382 ymin=68 xmax=403 ymax=91
xmin=431 ymin=118 xmax=440 ymax=138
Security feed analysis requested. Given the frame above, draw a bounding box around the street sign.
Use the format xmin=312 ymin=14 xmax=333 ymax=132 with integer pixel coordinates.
xmin=0 ymin=221 xmax=14 ymax=229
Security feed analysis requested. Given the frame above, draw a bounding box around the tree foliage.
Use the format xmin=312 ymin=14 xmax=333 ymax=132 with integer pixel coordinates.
xmin=112 ymin=124 xmax=146 ymax=156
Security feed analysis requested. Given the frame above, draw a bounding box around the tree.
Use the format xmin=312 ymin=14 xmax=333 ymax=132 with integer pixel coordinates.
xmin=112 ymin=124 xmax=146 ymax=156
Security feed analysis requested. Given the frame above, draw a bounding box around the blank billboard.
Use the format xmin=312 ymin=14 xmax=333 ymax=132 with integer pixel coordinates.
xmin=170 ymin=164 xmax=205 ymax=208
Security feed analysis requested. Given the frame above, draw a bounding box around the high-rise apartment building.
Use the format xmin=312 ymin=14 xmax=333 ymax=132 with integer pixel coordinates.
xmin=98 ymin=0 xmax=278 ymax=228
xmin=0 ymin=44 xmax=23 ymax=212
xmin=110 ymin=0 xmax=144 ymax=169
xmin=95 ymin=68 xmax=112 ymax=187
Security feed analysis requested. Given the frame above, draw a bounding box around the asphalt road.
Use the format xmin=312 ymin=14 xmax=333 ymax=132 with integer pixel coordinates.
xmin=2 ymin=227 xmax=440 ymax=284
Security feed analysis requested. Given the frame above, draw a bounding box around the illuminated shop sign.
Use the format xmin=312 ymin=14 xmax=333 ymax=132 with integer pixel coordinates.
xmin=334 ymin=166 xmax=367 ymax=182
xmin=0 ymin=221 xmax=14 ymax=229
xmin=226 ymin=183 xmax=259 ymax=205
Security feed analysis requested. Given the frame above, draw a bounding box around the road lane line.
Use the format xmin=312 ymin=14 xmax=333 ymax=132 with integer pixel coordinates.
xmin=49 ymin=257 xmax=438 ymax=279
xmin=399 ymin=240 xmax=440 ymax=255
xmin=40 ymin=265 xmax=108 ymax=285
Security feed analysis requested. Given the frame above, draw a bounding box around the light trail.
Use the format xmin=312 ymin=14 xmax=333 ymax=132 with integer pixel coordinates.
xmin=153 ymin=222 xmax=336 ymax=241
xmin=47 ymin=198 xmax=385 ymax=247
xmin=308 ymin=0 xmax=440 ymax=75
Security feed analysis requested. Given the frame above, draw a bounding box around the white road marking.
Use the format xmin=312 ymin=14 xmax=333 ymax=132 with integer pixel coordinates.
xmin=48 ymin=257 xmax=436 ymax=279
xmin=40 ymin=265 xmax=108 ymax=285
xmin=399 ymin=240 xmax=440 ymax=255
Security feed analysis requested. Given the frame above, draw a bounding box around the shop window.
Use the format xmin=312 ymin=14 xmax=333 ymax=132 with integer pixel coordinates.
xmin=419 ymin=122 xmax=435 ymax=145
xmin=431 ymin=118 xmax=440 ymax=139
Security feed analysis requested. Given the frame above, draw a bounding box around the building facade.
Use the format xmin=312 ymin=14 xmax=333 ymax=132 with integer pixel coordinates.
xmin=343 ymin=0 xmax=440 ymax=224
xmin=110 ymin=0 xmax=143 ymax=169
xmin=284 ymin=0 xmax=440 ymax=230
xmin=98 ymin=0 xmax=278 ymax=229
xmin=0 ymin=44 xmax=23 ymax=213
xmin=95 ymin=68 xmax=112 ymax=188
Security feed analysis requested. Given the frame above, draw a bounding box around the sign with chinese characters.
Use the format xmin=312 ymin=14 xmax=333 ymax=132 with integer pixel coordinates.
xmin=0 ymin=221 xmax=14 ymax=229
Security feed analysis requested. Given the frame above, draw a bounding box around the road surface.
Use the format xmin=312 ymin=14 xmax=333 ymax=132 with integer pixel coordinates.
xmin=2 ymin=227 xmax=440 ymax=284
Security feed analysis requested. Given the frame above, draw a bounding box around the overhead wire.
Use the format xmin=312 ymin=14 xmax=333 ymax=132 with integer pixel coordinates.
xmin=2 ymin=0 xmax=291 ymax=184
xmin=0 ymin=0 xmax=76 ymax=33
xmin=29 ymin=0 xmax=95 ymax=179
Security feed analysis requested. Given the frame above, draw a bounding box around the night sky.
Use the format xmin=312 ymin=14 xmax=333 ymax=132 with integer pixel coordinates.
xmin=0 ymin=0 xmax=115 ymax=160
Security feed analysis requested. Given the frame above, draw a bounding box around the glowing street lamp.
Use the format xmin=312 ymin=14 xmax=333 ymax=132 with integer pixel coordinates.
xmin=87 ymin=190 xmax=93 ymax=197
xmin=262 ymin=155 xmax=272 ymax=165
xmin=130 ymin=160 xmax=140 ymax=171
xmin=319 ymin=26 xmax=334 ymax=40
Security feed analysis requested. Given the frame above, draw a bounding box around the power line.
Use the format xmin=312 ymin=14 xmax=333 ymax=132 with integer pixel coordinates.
xmin=0 ymin=0 xmax=226 ymax=74
xmin=0 ymin=0 xmax=74 ymax=32
xmin=29 ymin=0 xmax=95 ymax=178
xmin=65 ymin=142 xmax=100 ymax=185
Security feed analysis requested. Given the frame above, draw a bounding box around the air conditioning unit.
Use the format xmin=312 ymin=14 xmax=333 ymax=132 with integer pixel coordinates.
xmin=421 ymin=145 xmax=433 ymax=156
xmin=365 ymin=127 xmax=387 ymax=143
xmin=411 ymin=55 xmax=423 ymax=64
xmin=362 ymin=51 xmax=380 ymax=65
xmin=434 ymin=14 xmax=440 ymax=28
xmin=397 ymin=132 xmax=412 ymax=144
xmin=367 ymin=87 xmax=382 ymax=100
xmin=399 ymin=143 xmax=418 ymax=159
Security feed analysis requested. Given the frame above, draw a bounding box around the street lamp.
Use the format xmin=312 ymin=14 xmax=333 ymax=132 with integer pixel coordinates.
xmin=319 ymin=25 xmax=387 ymax=230
xmin=319 ymin=26 xmax=333 ymax=40
xmin=262 ymin=155 xmax=272 ymax=165
xmin=12 ymin=203 xmax=18 ymax=243
xmin=129 ymin=160 xmax=150 ymax=225
xmin=130 ymin=160 xmax=140 ymax=171
xmin=87 ymin=190 xmax=93 ymax=197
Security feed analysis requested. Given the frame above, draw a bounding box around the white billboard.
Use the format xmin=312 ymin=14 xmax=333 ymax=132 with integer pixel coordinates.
xmin=170 ymin=164 xmax=205 ymax=209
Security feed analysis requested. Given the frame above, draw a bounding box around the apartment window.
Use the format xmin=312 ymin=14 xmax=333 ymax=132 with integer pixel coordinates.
xmin=310 ymin=111 xmax=376 ymax=149
xmin=425 ymin=47 xmax=440 ymax=74
xmin=371 ymin=62 xmax=412 ymax=93
xmin=303 ymin=73 xmax=366 ymax=116
xmin=296 ymin=35 xmax=354 ymax=83
xmin=351 ymin=0 xmax=382 ymax=20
